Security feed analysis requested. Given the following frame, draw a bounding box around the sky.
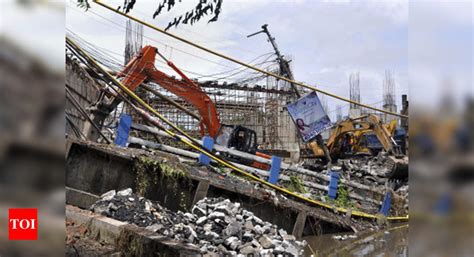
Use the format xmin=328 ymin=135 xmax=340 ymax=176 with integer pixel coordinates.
xmin=65 ymin=0 xmax=411 ymax=120
xmin=1 ymin=0 xmax=65 ymax=70
xmin=409 ymin=0 xmax=473 ymax=112
xmin=1 ymin=1 xmax=470 ymax=118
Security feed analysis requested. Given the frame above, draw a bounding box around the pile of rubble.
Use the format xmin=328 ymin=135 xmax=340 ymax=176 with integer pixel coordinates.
xmin=302 ymin=154 xmax=404 ymax=185
xmin=337 ymin=155 xmax=393 ymax=185
xmin=295 ymin=154 xmax=409 ymax=213
xmin=91 ymin=189 xmax=306 ymax=256
xmin=337 ymin=154 xmax=408 ymax=191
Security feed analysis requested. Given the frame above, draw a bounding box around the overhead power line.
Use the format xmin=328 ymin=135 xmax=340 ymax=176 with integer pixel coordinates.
xmin=67 ymin=5 xmax=236 ymax=69
xmin=93 ymin=0 xmax=407 ymax=119
xmin=67 ymin=28 xmax=275 ymax=83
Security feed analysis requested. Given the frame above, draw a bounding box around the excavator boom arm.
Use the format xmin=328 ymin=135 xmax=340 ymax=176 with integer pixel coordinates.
xmin=118 ymin=45 xmax=221 ymax=138
xmin=310 ymin=114 xmax=399 ymax=158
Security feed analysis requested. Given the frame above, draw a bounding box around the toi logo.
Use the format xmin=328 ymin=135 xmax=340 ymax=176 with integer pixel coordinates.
xmin=8 ymin=208 xmax=38 ymax=240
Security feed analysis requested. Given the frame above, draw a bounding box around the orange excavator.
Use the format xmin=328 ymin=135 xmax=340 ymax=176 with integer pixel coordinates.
xmin=116 ymin=45 xmax=270 ymax=168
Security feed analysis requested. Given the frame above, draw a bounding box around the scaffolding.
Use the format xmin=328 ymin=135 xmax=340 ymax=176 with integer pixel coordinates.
xmin=383 ymin=70 xmax=397 ymax=123
xmin=124 ymin=19 xmax=143 ymax=65
xmin=67 ymin=31 xmax=302 ymax=158
xmin=349 ymin=72 xmax=361 ymax=118
xmin=139 ymin=72 xmax=301 ymax=157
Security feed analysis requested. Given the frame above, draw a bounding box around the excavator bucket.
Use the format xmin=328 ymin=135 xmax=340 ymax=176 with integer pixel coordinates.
xmin=385 ymin=155 xmax=409 ymax=180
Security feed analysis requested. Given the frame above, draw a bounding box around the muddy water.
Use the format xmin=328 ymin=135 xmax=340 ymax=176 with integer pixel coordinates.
xmin=303 ymin=224 xmax=408 ymax=257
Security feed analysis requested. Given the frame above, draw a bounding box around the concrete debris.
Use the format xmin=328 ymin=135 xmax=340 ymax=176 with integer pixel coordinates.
xmin=397 ymin=185 xmax=409 ymax=198
xmin=337 ymin=154 xmax=408 ymax=183
xmin=243 ymin=220 xmax=254 ymax=231
xmin=117 ymin=188 xmax=132 ymax=196
xmin=91 ymin=189 xmax=306 ymax=256
xmin=224 ymin=221 xmax=242 ymax=237
xmin=100 ymin=190 xmax=116 ymax=201
xmin=332 ymin=234 xmax=358 ymax=241
xmin=258 ymin=235 xmax=274 ymax=249
xmin=294 ymin=154 xmax=409 ymax=214
xmin=196 ymin=216 xmax=207 ymax=225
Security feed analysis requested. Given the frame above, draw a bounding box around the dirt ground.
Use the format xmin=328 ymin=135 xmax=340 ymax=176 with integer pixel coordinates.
xmin=66 ymin=219 xmax=121 ymax=257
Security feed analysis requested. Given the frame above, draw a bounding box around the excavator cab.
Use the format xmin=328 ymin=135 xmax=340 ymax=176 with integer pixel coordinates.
xmin=216 ymin=125 xmax=258 ymax=154
xmin=358 ymin=133 xmax=384 ymax=155
xmin=216 ymin=125 xmax=270 ymax=170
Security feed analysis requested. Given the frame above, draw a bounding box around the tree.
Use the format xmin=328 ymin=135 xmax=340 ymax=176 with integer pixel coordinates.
xmin=77 ymin=0 xmax=224 ymax=31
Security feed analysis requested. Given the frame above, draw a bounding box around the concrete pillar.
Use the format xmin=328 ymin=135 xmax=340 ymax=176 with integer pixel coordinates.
xmin=192 ymin=180 xmax=210 ymax=206
xmin=292 ymin=211 xmax=307 ymax=239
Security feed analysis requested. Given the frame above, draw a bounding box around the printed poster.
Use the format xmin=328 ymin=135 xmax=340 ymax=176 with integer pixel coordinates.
xmin=287 ymin=91 xmax=332 ymax=142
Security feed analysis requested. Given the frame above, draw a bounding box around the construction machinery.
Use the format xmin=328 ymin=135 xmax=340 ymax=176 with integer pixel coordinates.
xmin=115 ymin=45 xmax=271 ymax=168
xmin=351 ymin=118 xmax=400 ymax=155
xmin=309 ymin=114 xmax=408 ymax=179
xmin=309 ymin=115 xmax=399 ymax=158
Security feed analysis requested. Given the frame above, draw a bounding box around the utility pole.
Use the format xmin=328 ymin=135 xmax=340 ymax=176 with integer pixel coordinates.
xmin=248 ymin=24 xmax=331 ymax=164
xmin=247 ymin=24 xmax=301 ymax=98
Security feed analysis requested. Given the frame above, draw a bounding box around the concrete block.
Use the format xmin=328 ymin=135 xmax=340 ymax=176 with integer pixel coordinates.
xmin=66 ymin=186 xmax=100 ymax=209
xmin=66 ymin=205 xmax=94 ymax=225
xmin=89 ymin=216 xmax=127 ymax=244
xmin=118 ymin=224 xmax=201 ymax=256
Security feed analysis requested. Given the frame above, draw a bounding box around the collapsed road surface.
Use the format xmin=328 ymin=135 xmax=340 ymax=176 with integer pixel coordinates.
xmin=66 ymin=138 xmax=386 ymax=237
xmin=91 ymin=188 xmax=307 ymax=256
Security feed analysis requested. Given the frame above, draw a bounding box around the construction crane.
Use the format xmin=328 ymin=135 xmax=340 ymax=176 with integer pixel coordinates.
xmin=247 ymin=24 xmax=299 ymax=98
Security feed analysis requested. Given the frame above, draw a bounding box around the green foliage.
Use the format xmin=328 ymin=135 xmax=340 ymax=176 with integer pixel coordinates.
xmin=284 ymin=175 xmax=308 ymax=194
xmin=215 ymin=163 xmax=227 ymax=174
xmin=335 ymin=186 xmax=353 ymax=208
xmin=160 ymin=161 xmax=187 ymax=180
xmin=325 ymin=186 xmax=354 ymax=209
xmin=134 ymin=156 xmax=187 ymax=196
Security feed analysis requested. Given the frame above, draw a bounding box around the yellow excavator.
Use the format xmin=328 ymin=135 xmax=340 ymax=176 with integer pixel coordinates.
xmin=351 ymin=117 xmax=399 ymax=156
xmin=309 ymin=114 xmax=408 ymax=179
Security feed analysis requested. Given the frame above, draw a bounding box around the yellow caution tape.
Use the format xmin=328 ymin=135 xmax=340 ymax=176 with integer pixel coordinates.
xmin=66 ymin=37 xmax=409 ymax=222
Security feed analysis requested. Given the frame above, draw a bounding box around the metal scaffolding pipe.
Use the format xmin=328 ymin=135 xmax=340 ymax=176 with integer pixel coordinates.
xmin=128 ymin=136 xmax=380 ymax=205
xmin=131 ymin=123 xmax=386 ymax=197
xmin=141 ymin=83 xmax=201 ymax=121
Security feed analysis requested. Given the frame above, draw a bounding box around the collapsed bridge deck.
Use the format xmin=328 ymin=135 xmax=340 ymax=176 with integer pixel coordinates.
xmin=66 ymin=139 xmax=377 ymax=238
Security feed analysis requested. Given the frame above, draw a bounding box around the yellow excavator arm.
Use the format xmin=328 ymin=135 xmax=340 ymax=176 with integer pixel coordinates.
xmin=309 ymin=114 xmax=400 ymax=158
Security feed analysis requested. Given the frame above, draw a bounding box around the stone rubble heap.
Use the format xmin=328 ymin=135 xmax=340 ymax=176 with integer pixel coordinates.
xmin=303 ymin=154 xmax=407 ymax=188
xmin=293 ymin=154 xmax=409 ymax=214
xmin=91 ymin=188 xmax=306 ymax=256
xmin=337 ymin=155 xmax=395 ymax=185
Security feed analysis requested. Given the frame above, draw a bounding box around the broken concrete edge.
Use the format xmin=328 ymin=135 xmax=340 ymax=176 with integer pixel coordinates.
xmin=66 ymin=205 xmax=201 ymax=256
xmin=66 ymin=186 xmax=100 ymax=209
xmin=67 ymin=138 xmax=374 ymax=232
